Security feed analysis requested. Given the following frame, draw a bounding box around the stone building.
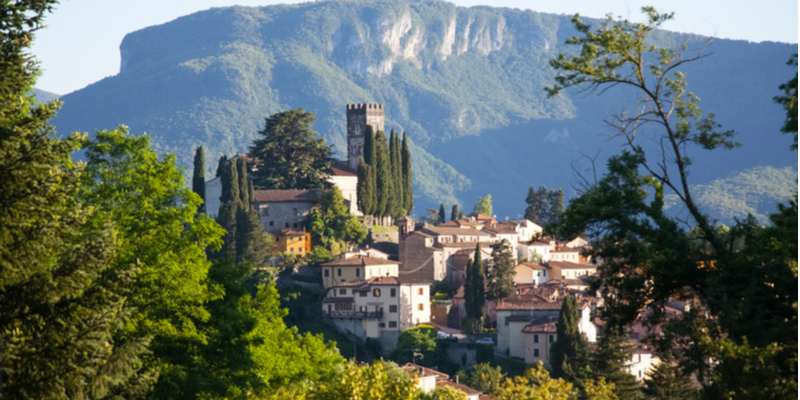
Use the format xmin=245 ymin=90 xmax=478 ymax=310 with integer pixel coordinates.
xmin=254 ymin=189 xmax=321 ymax=231
xmin=346 ymin=103 xmax=384 ymax=171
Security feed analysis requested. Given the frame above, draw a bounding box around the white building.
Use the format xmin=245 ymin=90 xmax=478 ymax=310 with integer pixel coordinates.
xmin=518 ymin=238 xmax=552 ymax=263
xmin=322 ymin=276 xmax=431 ymax=352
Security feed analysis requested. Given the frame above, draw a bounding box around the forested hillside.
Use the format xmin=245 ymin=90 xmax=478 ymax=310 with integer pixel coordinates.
xmin=51 ymin=0 xmax=797 ymax=217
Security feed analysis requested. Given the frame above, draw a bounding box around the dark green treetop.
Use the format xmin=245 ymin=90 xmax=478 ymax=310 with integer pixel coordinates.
xmin=249 ymin=108 xmax=333 ymax=190
xmin=774 ymin=53 xmax=798 ymax=149
xmin=439 ymin=203 xmax=446 ymax=226
xmin=401 ymin=132 xmax=413 ymax=215
xmin=487 ymin=239 xmax=515 ymax=300
xmin=193 ymin=145 xmax=205 ymax=212
xmin=374 ymin=130 xmax=392 ymax=218
xmin=451 ymin=204 xmax=459 ymax=222
xmin=549 ymin=294 xmax=590 ymax=382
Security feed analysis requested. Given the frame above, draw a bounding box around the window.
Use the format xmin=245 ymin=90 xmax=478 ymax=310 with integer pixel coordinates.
xmin=390 ymin=288 xmax=396 ymax=297
xmin=534 ymin=335 xmax=539 ymax=343
xmin=339 ymin=289 xmax=346 ymax=295
xmin=534 ymin=348 xmax=539 ymax=357
xmin=356 ymin=269 xmax=360 ymax=277
xmin=418 ymin=288 xmax=424 ymax=295
xmin=378 ymin=323 xmax=385 ymax=328
xmin=270 ymin=221 xmax=274 ymax=227
xmin=285 ymin=223 xmax=289 ymax=228
xmin=293 ymin=223 xmax=298 ymax=228
xmin=359 ymin=291 xmax=367 ymax=297
xmin=418 ymin=304 xmax=424 ymax=311
xmin=373 ymin=288 xmax=381 ymax=297
xmin=324 ymin=269 xmax=329 ymax=277
xmin=389 ymin=305 xmax=397 ymax=313
xmin=261 ymin=206 xmax=269 ymax=217
xmin=549 ymin=335 xmax=554 ymax=343
xmin=327 ymin=305 xmax=331 ymax=312
xmin=338 ymin=269 xmax=342 ymax=276
xmin=389 ymin=321 xmax=397 ymax=328
xmin=293 ymin=208 xmax=298 ymax=216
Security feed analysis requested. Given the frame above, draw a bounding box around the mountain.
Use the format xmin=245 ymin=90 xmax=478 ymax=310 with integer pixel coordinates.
xmin=664 ymin=166 xmax=798 ymax=226
xmin=51 ymin=0 xmax=798 ymax=219
xmin=33 ymin=88 xmax=59 ymax=103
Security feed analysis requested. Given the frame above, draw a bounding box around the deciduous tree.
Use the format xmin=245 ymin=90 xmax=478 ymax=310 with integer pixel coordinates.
xmin=472 ymin=195 xmax=492 ymax=217
xmin=487 ymin=239 xmax=515 ymax=300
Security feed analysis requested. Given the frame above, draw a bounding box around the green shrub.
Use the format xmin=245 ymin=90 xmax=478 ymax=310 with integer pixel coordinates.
xmin=365 ymin=337 xmax=382 ymax=356
xmin=476 ymin=344 xmax=495 ymax=364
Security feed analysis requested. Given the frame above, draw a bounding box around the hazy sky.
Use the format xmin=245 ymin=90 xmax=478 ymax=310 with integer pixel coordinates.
xmin=32 ymin=0 xmax=798 ymax=95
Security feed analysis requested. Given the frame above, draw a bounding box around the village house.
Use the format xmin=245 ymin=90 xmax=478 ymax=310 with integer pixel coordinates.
xmin=321 ymin=276 xmax=430 ymax=351
xmin=272 ymin=228 xmax=311 ymax=255
xmin=496 ymin=291 xmax=598 ymax=360
xmin=518 ymin=238 xmax=553 ymax=263
xmin=320 ymin=255 xmax=401 ymax=289
xmin=513 ymin=262 xmax=553 ymax=286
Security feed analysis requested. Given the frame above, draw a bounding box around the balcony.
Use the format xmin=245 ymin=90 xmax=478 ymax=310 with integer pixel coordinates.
xmin=324 ymin=310 xmax=384 ymax=320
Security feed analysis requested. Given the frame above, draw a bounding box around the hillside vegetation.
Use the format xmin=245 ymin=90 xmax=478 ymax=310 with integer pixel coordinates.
xmin=665 ymin=166 xmax=798 ymax=226
xmin=50 ymin=0 xmax=797 ymax=217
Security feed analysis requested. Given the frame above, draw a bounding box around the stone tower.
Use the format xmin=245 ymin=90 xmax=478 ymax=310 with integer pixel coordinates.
xmin=346 ymin=103 xmax=385 ymax=170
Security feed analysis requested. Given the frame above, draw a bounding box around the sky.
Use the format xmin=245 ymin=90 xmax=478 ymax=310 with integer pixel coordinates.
xmin=32 ymin=0 xmax=798 ymax=95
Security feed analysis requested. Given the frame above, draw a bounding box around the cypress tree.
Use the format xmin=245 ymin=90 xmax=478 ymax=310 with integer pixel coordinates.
xmin=547 ymin=189 xmax=565 ymax=225
xmin=235 ymin=179 xmax=269 ymax=269
xmin=451 ymin=204 xmax=459 ymax=222
xmin=550 ymin=294 xmax=591 ymax=381
xmin=401 ymin=132 xmax=413 ymax=215
xmin=439 ymin=203 xmax=446 ymax=225
xmin=374 ymin=130 xmax=392 ymax=221
xmin=237 ymin=157 xmax=249 ymax=208
xmin=217 ymin=160 xmax=240 ymax=256
xmin=193 ymin=146 xmax=205 ymax=212
xmin=458 ymin=211 xmax=465 ymax=219
xmin=465 ymin=243 xmax=486 ymax=333
xmin=216 ymin=155 xmax=228 ymax=178
xmin=364 ymin=125 xmax=378 ymax=216
xmin=357 ymin=157 xmax=374 ymax=215
xmin=592 ymin=328 xmax=643 ymax=400
xmin=391 ymin=131 xmax=404 ymax=218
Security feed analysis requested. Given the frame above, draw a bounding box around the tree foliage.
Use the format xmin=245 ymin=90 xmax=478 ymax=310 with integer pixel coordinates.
xmin=193 ymin=145 xmax=205 ymax=212
xmin=525 ymin=185 xmax=564 ymax=226
xmin=401 ymin=132 xmax=413 ymax=215
xmin=457 ymin=362 xmax=505 ymax=395
xmin=464 ymin=244 xmax=486 ymax=333
xmin=305 ymin=187 xmax=368 ymax=252
xmin=547 ymin=8 xmax=797 ymax=398
xmin=472 ymin=194 xmax=493 ymax=216
xmin=451 ymin=204 xmax=459 ymax=222
xmin=487 ymin=239 xmax=515 ymax=300
xmin=374 ymin=130 xmax=392 ymax=219
xmin=249 ymin=108 xmax=334 ymax=190
xmin=439 ymin=203 xmax=447 ymax=226
xmin=390 ymin=325 xmax=439 ymax=367
xmin=549 ymin=294 xmax=590 ymax=382
xmin=774 ymin=53 xmax=798 ymax=149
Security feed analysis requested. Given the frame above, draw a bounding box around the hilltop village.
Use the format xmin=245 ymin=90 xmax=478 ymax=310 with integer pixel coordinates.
xmin=199 ymin=103 xmax=669 ymax=398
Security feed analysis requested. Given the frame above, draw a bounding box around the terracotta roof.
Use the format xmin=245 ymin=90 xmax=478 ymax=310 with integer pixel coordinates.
xmin=322 ymin=297 xmax=354 ymax=304
xmin=439 ymin=220 xmax=481 ymax=228
xmin=496 ymin=296 xmax=563 ymax=311
xmin=436 ymin=241 xmax=490 ymax=248
xmin=329 ymin=276 xmax=402 ymax=290
xmin=330 ymin=161 xmax=357 ymax=176
xmin=479 ymin=395 xmax=494 ymax=400
xmin=271 ymin=228 xmax=307 ymax=237
xmin=401 ymin=363 xmax=450 ymax=380
xmin=549 ymin=261 xmax=595 ymax=270
xmin=322 ymin=255 xmax=400 ymax=267
xmin=522 ymin=319 xmax=558 ymax=333
xmin=483 ymin=225 xmax=518 ymax=235
xmin=564 ymin=278 xmax=588 ymax=286
xmin=436 ymin=380 xmax=481 ymax=396
xmin=254 ymin=189 xmax=321 ymax=203
xmin=466 ymin=213 xmax=494 ymax=221
xmin=551 ymin=247 xmax=581 ymax=254
xmin=517 ymin=262 xmax=550 ymax=270
xmin=422 ymin=226 xmax=491 ymax=237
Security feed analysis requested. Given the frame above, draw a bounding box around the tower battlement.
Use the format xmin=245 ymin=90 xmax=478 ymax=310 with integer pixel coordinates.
xmin=346 ymin=103 xmax=385 ymax=170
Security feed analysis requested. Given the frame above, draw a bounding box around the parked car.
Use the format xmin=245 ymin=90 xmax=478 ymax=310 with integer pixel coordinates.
xmin=475 ymin=337 xmax=494 ymax=345
xmin=437 ymin=331 xmax=451 ymax=340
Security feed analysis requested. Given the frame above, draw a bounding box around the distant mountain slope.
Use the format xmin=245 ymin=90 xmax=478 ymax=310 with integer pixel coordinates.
xmin=665 ymin=166 xmax=798 ymax=226
xmin=33 ymin=88 xmax=59 ymax=103
xmin=51 ymin=0 xmax=798 ymax=217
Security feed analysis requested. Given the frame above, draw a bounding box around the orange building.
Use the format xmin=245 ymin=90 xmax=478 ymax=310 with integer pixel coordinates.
xmin=272 ymin=228 xmax=311 ymax=255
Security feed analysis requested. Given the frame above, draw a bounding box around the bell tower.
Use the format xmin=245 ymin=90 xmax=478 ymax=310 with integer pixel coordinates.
xmin=346 ymin=103 xmax=384 ymax=170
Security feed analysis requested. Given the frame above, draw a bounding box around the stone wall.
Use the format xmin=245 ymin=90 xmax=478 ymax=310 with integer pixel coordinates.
xmin=257 ymin=200 xmax=314 ymax=231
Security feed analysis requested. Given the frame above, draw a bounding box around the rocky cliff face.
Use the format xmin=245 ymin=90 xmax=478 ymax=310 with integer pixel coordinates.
xmin=54 ymin=0 xmax=797 ymax=218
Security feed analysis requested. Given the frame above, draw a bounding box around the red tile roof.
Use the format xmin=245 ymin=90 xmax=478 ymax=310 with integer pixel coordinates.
xmin=549 ymin=261 xmax=595 ymax=270
xmin=322 ymin=255 xmax=400 ymax=267
xmin=522 ymin=319 xmax=558 ymax=333
xmin=517 ymin=262 xmax=550 ymax=270
xmin=254 ymin=189 xmax=321 ymax=203
xmin=330 ymin=161 xmax=357 ymax=176
xmin=436 ymin=380 xmax=481 ymax=395
xmin=401 ymin=363 xmax=450 ymax=380
xmin=496 ymin=295 xmax=563 ymax=311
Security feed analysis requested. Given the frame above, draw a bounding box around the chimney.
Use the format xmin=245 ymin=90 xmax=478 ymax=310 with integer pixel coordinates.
xmin=455 ymin=375 xmax=459 ymax=384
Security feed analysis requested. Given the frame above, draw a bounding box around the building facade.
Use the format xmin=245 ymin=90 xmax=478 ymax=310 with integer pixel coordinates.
xmin=321 ymin=255 xmax=401 ymax=289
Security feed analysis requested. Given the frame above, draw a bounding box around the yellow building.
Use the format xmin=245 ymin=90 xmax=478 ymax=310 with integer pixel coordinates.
xmin=273 ymin=228 xmax=311 ymax=255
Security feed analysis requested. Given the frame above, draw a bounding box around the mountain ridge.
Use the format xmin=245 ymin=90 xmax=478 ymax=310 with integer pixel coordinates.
xmin=51 ymin=0 xmax=798 ymax=219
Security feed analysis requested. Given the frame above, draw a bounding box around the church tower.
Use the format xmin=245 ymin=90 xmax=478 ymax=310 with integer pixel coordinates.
xmin=346 ymin=103 xmax=384 ymax=170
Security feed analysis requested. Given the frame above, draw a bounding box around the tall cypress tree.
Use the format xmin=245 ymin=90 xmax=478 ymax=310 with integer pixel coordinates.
xmin=236 ymin=179 xmax=270 ymax=269
xmin=390 ymin=131 xmax=404 ymax=218
xmin=451 ymin=204 xmax=459 ymax=222
xmin=374 ymin=130 xmax=392 ymax=221
xmin=401 ymin=132 xmax=413 ymax=215
xmin=439 ymin=203 xmax=446 ymax=225
xmin=592 ymin=328 xmax=642 ymax=400
xmin=216 ymin=154 xmax=228 ymax=178
xmin=217 ymin=159 xmax=240 ymax=256
xmin=487 ymin=239 xmax=515 ymax=300
xmin=550 ymin=294 xmax=590 ymax=381
xmin=193 ymin=146 xmax=205 ymax=212
xmin=363 ymin=125 xmax=378 ymax=216
xmin=465 ymin=243 xmax=486 ymax=333
xmin=237 ymin=157 xmax=249 ymax=207
xmin=357 ymin=157 xmax=374 ymax=215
